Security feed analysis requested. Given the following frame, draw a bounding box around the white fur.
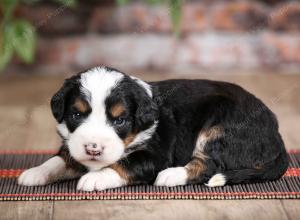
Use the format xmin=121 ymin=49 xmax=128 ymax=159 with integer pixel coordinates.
xmin=77 ymin=168 xmax=126 ymax=191
xmin=154 ymin=167 xmax=188 ymax=187
xmin=127 ymin=121 xmax=158 ymax=148
xmin=61 ymin=67 xmax=157 ymax=171
xmin=205 ymin=173 xmax=226 ymax=187
xmin=56 ymin=122 xmax=69 ymax=139
xmin=18 ymin=156 xmax=66 ymax=186
xmin=130 ymin=76 xmax=152 ymax=98
xmin=127 ymin=76 xmax=157 ymax=149
xmin=66 ymin=68 xmax=125 ymax=171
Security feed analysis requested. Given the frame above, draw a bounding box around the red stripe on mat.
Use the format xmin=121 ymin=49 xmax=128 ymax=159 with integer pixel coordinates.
xmin=0 ymin=150 xmax=57 ymax=154
xmin=0 ymin=169 xmax=23 ymax=178
xmin=0 ymin=149 xmax=299 ymax=155
xmin=0 ymin=191 xmax=300 ymax=198
xmin=284 ymin=168 xmax=300 ymax=177
xmin=1 ymin=168 xmax=300 ymax=178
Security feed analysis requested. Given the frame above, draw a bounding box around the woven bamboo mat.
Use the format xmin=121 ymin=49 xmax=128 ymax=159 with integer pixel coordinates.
xmin=0 ymin=150 xmax=299 ymax=201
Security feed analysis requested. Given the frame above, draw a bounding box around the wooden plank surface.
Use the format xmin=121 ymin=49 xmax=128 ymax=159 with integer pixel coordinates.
xmin=281 ymin=200 xmax=300 ymax=220
xmin=52 ymin=200 xmax=289 ymax=220
xmin=0 ymin=201 xmax=53 ymax=220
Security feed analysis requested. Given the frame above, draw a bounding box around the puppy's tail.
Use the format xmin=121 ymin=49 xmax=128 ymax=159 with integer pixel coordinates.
xmin=205 ymin=151 xmax=289 ymax=187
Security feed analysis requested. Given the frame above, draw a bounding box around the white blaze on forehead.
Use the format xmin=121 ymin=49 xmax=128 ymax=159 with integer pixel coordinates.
xmin=67 ymin=67 xmax=125 ymax=170
xmin=80 ymin=67 xmax=124 ymax=110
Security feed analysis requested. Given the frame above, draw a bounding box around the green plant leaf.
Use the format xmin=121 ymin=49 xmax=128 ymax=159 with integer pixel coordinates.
xmin=1 ymin=0 xmax=19 ymax=10
xmin=169 ymin=0 xmax=183 ymax=36
xmin=1 ymin=0 xmax=19 ymax=22
xmin=11 ymin=20 xmax=36 ymax=63
xmin=20 ymin=0 xmax=42 ymax=4
xmin=54 ymin=0 xmax=77 ymax=7
xmin=116 ymin=0 xmax=129 ymax=6
xmin=0 ymin=25 xmax=15 ymax=71
xmin=146 ymin=0 xmax=161 ymax=5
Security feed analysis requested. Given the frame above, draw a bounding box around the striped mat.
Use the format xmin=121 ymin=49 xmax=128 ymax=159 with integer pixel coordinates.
xmin=0 ymin=150 xmax=300 ymax=201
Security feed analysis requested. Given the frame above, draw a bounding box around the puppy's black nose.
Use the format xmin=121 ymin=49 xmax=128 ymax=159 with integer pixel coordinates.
xmin=84 ymin=143 xmax=103 ymax=156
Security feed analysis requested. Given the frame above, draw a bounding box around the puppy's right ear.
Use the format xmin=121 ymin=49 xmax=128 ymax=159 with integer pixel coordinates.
xmin=50 ymin=81 xmax=74 ymax=123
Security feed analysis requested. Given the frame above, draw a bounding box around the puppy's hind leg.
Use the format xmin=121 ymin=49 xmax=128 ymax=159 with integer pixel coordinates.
xmin=155 ymin=126 xmax=224 ymax=187
xmin=155 ymin=128 xmax=217 ymax=187
xmin=154 ymin=166 xmax=188 ymax=187
xmin=154 ymin=157 xmax=217 ymax=187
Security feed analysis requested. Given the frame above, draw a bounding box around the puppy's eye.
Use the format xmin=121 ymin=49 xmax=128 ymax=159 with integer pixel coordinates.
xmin=113 ymin=117 xmax=125 ymax=126
xmin=72 ymin=112 xmax=83 ymax=120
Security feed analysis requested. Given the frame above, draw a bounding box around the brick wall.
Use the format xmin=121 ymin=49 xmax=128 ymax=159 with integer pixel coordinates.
xmin=8 ymin=0 xmax=300 ymax=74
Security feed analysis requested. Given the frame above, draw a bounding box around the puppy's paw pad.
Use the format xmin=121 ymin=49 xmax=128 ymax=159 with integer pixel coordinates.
xmin=154 ymin=167 xmax=187 ymax=187
xmin=18 ymin=166 xmax=50 ymax=186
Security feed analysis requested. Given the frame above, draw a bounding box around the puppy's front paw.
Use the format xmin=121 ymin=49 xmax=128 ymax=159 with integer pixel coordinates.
xmin=77 ymin=168 xmax=126 ymax=191
xmin=154 ymin=167 xmax=188 ymax=187
xmin=18 ymin=166 xmax=51 ymax=186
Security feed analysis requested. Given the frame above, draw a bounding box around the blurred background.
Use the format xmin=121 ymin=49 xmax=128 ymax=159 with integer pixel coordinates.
xmin=0 ymin=0 xmax=300 ymax=151
xmin=1 ymin=0 xmax=300 ymax=74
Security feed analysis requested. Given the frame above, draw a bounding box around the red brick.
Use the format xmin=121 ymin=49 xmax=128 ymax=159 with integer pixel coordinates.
xmin=181 ymin=3 xmax=207 ymax=32
xmin=35 ymin=35 xmax=176 ymax=70
xmin=89 ymin=2 xmax=207 ymax=34
xmin=89 ymin=6 xmax=119 ymax=33
xmin=29 ymin=32 xmax=300 ymax=72
xmin=36 ymin=39 xmax=63 ymax=65
xmin=263 ymin=33 xmax=300 ymax=63
xmin=211 ymin=2 xmax=268 ymax=31
xmin=16 ymin=4 xmax=89 ymax=35
xmin=176 ymin=34 xmax=263 ymax=69
xmin=269 ymin=2 xmax=300 ymax=32
xmin=90 ymin=4 xmax=172 ymax=33
xmin=3 ymin=1 xmax=300 ymax=73
xmin=36 ymin=37 xmax=81 ymax=66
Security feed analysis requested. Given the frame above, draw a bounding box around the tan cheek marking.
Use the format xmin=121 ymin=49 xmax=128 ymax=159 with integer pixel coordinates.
xmin=74 ymin=98 xmax=89 ymax=113
xmin=123 ymin=133 xmax=137 ymax=148
xmin=185 ymin=158 xmax=206 ymax=180
xmin=110 ymin=164 xmax=131 ymax=184
xmin=110 ymin=103 xmax=126 ymax=118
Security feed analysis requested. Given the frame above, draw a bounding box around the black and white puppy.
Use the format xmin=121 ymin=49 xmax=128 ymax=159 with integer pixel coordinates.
xmin=18 ymin=66 xmax=289 ymax=191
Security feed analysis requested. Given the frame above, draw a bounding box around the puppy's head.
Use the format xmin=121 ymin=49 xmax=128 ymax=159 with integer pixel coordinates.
xmin=51 ymin=67 xmax=158 ymax=170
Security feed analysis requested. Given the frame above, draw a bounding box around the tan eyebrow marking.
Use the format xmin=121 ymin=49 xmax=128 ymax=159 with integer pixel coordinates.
xmin=73 ymin=98 xmax=89 ymax=113
xmin=110 ymin=103 xmax=126 ymax=118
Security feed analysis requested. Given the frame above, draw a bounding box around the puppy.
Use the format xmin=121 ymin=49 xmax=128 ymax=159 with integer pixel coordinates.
xmin=18 ymin=66 xmax=289 ymax=191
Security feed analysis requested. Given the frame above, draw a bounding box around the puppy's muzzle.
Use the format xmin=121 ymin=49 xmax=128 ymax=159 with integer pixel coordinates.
xmin=84 ymin=143 xmax=104 ymax=156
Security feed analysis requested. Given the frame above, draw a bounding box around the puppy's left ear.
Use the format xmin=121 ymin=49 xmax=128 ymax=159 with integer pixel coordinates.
xmin=50 ymin=80 xmax=74 ymax=123
xmin=133 ymin=85 xmax=158 ymax=130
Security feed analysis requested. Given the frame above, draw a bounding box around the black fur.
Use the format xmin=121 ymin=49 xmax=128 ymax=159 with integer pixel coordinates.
xmin=148 ymin=79 xmax=288 ymax=184
xmin=52 ymin=70 xmax=289 ymax=186
xmin=50 ymin=75 xmax=81 ymax=123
